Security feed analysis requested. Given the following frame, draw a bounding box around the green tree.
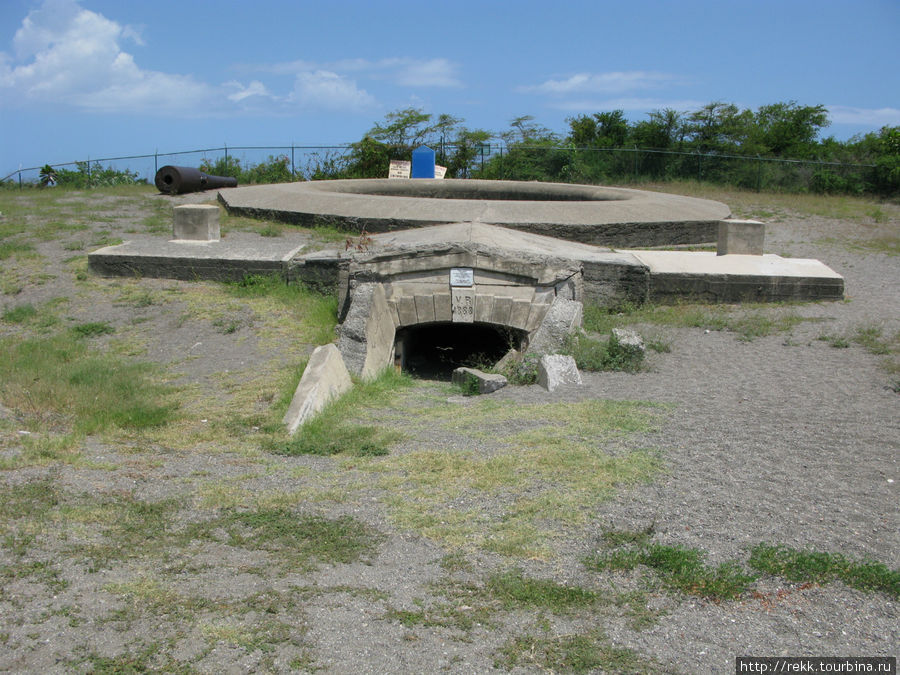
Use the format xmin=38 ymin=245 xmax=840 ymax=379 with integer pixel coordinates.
xmin=750 ymin=101 xmax=830 ymax=157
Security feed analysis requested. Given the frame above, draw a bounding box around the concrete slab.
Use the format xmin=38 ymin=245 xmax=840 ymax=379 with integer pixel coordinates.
xmin=283 ymin=344 xmax=352 ymax=434
xmin=88 ymin=233 xmax=306 ymax=281
xmin=219 ymin=179 xmax=731 ymax=247
xmin=631 ymin=251 xmax=844 ymax=302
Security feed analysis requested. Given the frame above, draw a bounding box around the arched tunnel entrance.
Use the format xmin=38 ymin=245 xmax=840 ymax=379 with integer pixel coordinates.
xmin=395 ymin=322 xmax=526 ymax=379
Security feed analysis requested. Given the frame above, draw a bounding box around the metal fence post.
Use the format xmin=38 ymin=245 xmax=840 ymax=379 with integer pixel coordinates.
xmin=291 ymin=145 xmax=295 ymax=180
xmin=18 ymin=171 xmax=22 ymax=189
xmin=154 ymin=151 xmax=158 ymax=177
xmin=224 ymin=144 xmax=228 ymax=170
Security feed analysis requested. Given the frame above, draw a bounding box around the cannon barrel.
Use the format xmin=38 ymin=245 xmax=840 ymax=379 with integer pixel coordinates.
xmin=154 ymin=165 xmax=238 ymax=194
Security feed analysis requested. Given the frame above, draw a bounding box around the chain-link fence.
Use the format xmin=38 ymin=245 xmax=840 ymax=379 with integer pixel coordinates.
xmin=1 ymin=143 xmax=880 ymax=195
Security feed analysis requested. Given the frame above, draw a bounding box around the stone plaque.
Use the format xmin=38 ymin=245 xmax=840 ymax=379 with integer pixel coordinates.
xmin=450 ymin=267 xmax=474 ymax=287
xmin=451 ymin=289 xmax=475 ymax=323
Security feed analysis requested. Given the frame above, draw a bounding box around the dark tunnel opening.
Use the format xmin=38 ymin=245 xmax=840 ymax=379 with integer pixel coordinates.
xmin=395 ymin=322 xmax=525 ymax=380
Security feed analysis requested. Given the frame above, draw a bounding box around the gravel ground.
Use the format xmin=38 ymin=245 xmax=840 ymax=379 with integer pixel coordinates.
xmin=0 ymin=188 xmax=897 ymax=673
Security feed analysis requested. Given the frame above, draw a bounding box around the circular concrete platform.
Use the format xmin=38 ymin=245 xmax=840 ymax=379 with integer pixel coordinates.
xmin=219 ymin=179 xmax=732 ymax=247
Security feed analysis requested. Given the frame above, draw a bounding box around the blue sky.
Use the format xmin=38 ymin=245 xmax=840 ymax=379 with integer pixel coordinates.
xmin=1 ymin=0 xmax=899 ymax=178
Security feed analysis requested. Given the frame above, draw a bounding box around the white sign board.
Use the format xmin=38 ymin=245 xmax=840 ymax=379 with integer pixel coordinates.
xmin=388 ymin=160 xmax=411 ymax=179
xmin=434 ymin=164 xmax=447 ymax=179
xmin=450 ymin=268 xmax=474 ymax=287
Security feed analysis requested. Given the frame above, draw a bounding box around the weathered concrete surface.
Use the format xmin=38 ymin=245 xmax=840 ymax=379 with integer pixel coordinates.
xmin=451 ymin=367 xmax=508 ymax=394
xmin=718 ymin=219 xmax=765 ymax=255
xmin=537 ymin=354 xmax=582 ymax=391
xmin=527 ymin=297 xmax=584 ymax=356
xmin=631 ymin=251 xmax=845 ymax=303
xmin=173 ymin=204 xmax=220 ymax=241
xmin=88 ymin=233 xmax=305 ymax=281
xmin=219 ymin=179 xmax=731 ymax=247
xmin=337 ymin=283 xmax=396 ymax=379
xmin=283 ymin=344 xmax=352 ymax=434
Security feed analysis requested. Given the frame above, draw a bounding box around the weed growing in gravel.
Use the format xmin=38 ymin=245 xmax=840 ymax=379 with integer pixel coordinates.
xmin=1 ymin=303 xmax=36 ymax=323
xmin=564 ymin=331 xmax=645 ymax=372
xmin=749 ymin=544 xmax=900 ymax=599
xmin=588 ymin=535 xmax=757 ymax=601
xmin=69 ymin=321 xmax=115 ymax=338
xmin=495 ymin=630 xmax=664 ymax=674
xmin=486 ymin=569 xmax=598 ymax=611
xmin=189 ymin=509 xmax=382 ymax=570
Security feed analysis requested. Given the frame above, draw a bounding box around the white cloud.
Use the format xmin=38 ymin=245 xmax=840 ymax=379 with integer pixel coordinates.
xmin=225 ymin=80 xmax=271 ymax=103
xmin=519 ymin=71 xmax=681 ymax=95
xmin=259 ymin=57 xmax=462 ymax=88
xmin=290 ymin=70 xmax=376 ymax=111
xmin=0 ymin=0 xmax=215 ymax=113
xmin=331 ymin=57 xmax=461 ymax=88
xmin=826 ymin=105 xmax=900 ymax=127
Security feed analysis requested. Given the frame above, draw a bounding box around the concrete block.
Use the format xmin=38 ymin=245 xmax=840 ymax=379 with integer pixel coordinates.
xmin=718 ymin=219 xmax=765 ymax=256
xmin=283 ymin=344 xmax=352 ymax=435
xmin=452 ymin=367 xmax=508 ymax=394
xmin=433 ymin=293 xmax=452 ymax=322
xmin=527 ymin=296 xmax=583 ymax=356
xmin=173 ymin=204 xmax=220 ymax=241
xmin=396 ymin=295 xmax=417 ymax=326
xmin=474 ymin=294 xmax=494 ymax=323
xmin=537 ymin=354 xmax=582 ymax=392
xmin=492 ymin=297 xmax=513 ymax=326
xmin=509 ymin=299 xmax=532 ymax=330
xmin=414 ymin=294 xmax=435 ymax=323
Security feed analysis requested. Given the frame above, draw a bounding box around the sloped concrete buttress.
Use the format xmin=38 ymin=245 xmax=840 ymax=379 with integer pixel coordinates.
xmin=337 ymin=283 xmax=396 ymax=379
xmin=283 ymin=344 xmax=353 ymax=434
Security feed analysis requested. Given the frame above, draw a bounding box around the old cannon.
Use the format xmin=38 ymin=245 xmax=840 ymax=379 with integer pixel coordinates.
xmin=154 ymin=165 xmax=238 ymax=195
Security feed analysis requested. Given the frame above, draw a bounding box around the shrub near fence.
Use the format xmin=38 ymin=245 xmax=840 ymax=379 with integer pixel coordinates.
xmin=1 ymin=143 xmax=888 ymax=197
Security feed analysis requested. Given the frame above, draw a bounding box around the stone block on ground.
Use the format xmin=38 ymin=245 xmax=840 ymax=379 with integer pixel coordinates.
xmin=452 ymin=367 xmax=508 ymax=395
xmin=537 ymin=354 xmax=582 ymax=391
xmin=173 ymin=204 xmax=220 ymax=241
xmin=717 ymin=219 xmax=765 ymax=255
xmin=527 ymin=296 xmax=583 ymax=355
xmin=283 ymin=344 xmax=352 ymax=435
xmin=611 ymin=328 xmax=645 ymax=357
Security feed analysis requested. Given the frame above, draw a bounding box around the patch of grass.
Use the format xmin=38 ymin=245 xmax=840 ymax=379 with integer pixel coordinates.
xmin=0 ymin=334 xmax=177 ymax=434
xmin=195 ymin=509 xmax=381 ymax=570
xmin=0 ymin=240 xmax=35 ymax=260
xmin=223 ymin=274 xmax=338 ymax=345
xmin=0 ymin=433 xmax=85 ymax=470
xmin=353 ymin=398 xmax=662 ymax=558
xmin=258 ymin=223 xmax=283 ymax=237
xmin=1 ymin=303 xmax=37 ymax=323
xmin=749 ymin=543 xmax=900 ymax=598
xmin=275 ymin=422 xmax=398 ymax=457
xmin=496 ymin=630 xmax=663 ymax=674
xmin=564 ymin=330 xmax=645 ymax=372
xmin=584 ymin=301 xmax=810 ymax=342
xmin=0 ymin=559 xmax=68 ymax=593
xmin=486 ymin=569 xmax=597 ymax=611
xmin=588 ymin=541 xmax=756 ymax=602
xmin=0 ymin=477 xmax=61 ymax=525
xmin=70 ymin=321 xmax=115 ymax=338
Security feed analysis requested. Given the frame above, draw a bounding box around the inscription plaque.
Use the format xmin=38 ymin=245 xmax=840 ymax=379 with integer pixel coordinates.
xmin=451 ymin=289 xmax=475 ymax=323
xmin=450 ymin=268 xmax=474 ymax=287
